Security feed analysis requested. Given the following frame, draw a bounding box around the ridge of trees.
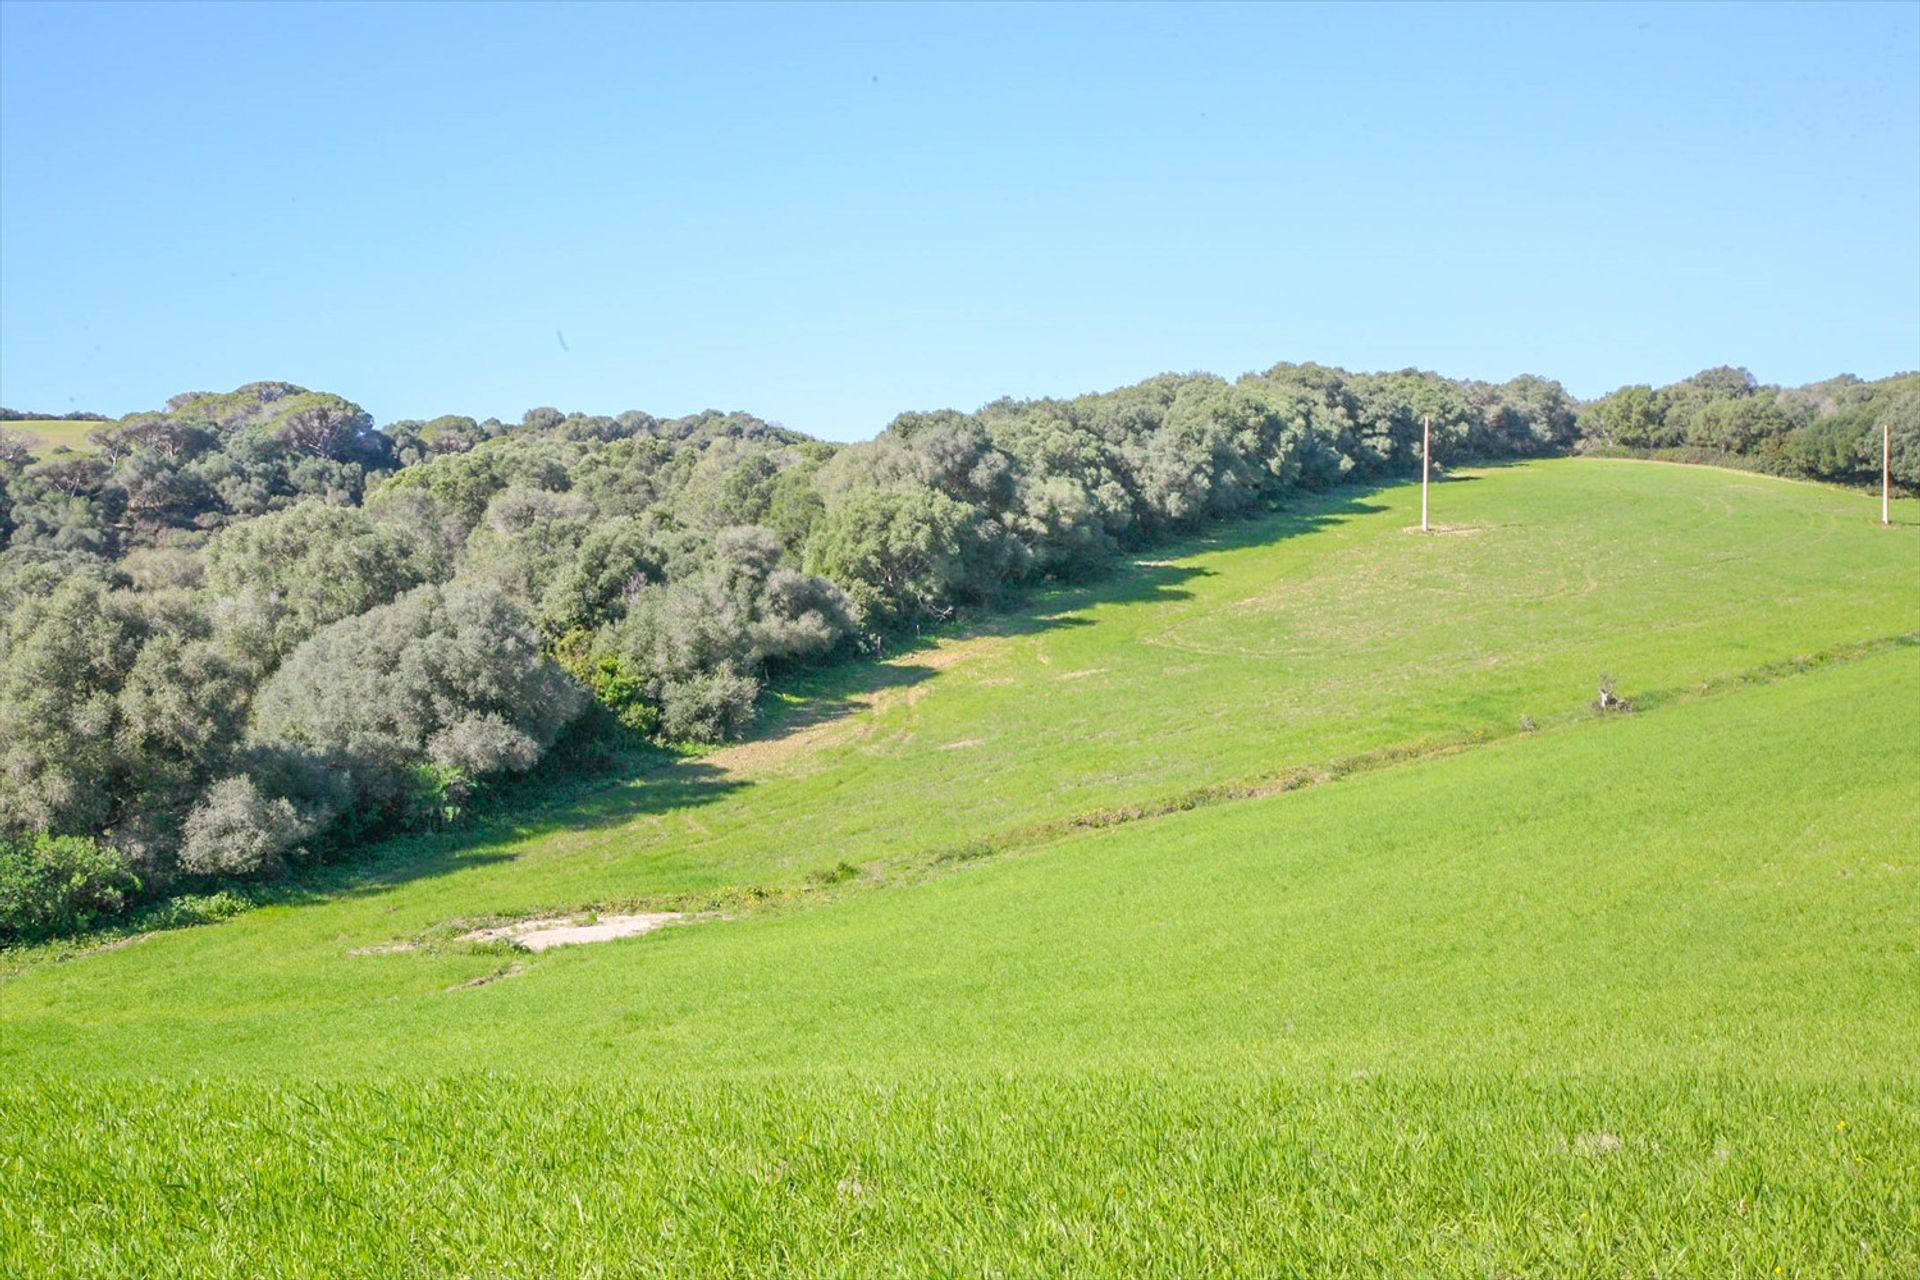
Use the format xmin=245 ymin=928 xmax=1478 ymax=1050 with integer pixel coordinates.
xmin=1577 ymin=366 xmax=1918 ymax=485
xmin=0 ymin=408 xmax=112 ymax=422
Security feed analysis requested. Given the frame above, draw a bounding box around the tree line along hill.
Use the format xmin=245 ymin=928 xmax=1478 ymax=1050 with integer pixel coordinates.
xmin=0 ymin=362 xmax=1914 ymax=942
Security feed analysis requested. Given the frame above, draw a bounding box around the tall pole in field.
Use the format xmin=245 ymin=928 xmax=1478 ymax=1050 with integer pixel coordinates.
xmin=1421 ymin=415 xmax=1431 ymax=533
xmin=1885 ymin=419 xmax=1893 ymax=527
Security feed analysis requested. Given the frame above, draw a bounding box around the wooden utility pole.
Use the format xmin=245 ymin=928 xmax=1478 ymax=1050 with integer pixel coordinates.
xmin=1885 ymin=419 xmax=1893 ymax=527
xmin=1421 ymin=415 xmax=1431 ymax=533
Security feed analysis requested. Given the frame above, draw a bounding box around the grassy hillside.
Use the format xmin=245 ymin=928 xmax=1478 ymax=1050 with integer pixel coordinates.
xmin=2 ymin=418 xmax=101 ymax=457
xmin=2 ymin=458 xmax=1915 ymax=1276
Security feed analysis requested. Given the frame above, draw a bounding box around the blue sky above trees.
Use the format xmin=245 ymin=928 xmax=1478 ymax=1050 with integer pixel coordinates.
xmin=1 ymin=0 xmax=1915 ymax=439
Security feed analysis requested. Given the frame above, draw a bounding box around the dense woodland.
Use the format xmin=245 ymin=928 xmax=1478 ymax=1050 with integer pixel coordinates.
xmin=0 ymin=364 xmax=1912 ymax=940
xmin=1579 ymin=367 xmax=1919 ymax=482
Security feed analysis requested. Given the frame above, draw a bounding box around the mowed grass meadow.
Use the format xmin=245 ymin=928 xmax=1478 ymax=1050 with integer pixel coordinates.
xmin=2 ymin=419 xmax=100 ymax=458
xmin=2 ymin=459 xmax=1916 ymax=1276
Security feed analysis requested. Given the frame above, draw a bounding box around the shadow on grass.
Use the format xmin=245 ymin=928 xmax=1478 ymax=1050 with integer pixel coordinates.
xmin=217 ymin=461 xmax=1905 ymax=925
xmin=313 ymin=759 xmax=750 ymax=903
xmin=752 ymin=483 xmax=1395 ymax=741
xmin=108 ymin=478 xmax=1410 ymax=930
xmin=1 ymin=756 xmax=759 ymax=968
xmin=329 ymin=483 xmax=1399 ymax=885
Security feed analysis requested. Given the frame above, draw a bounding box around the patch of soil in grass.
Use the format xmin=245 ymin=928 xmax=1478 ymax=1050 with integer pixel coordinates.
xmin=461 ymin=912 xmax=685 ymax=952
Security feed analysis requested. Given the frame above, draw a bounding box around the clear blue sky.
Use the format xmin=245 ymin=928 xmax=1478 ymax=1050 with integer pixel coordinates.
xmin=2 ymin=1 xmax=1916 ymax=440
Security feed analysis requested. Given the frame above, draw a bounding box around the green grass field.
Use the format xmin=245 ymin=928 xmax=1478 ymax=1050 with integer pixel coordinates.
xmin=2 ymin=459 xmax=1916 ymax=1276
xmin=2 ymin=419 xmax=103 ymax=458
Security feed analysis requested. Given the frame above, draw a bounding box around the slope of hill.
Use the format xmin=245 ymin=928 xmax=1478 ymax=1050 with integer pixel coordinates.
xmin=2 ymin=419 xmax=100 ymax=458
xmin=2 ymin=458 xmax=1915 ymax=1276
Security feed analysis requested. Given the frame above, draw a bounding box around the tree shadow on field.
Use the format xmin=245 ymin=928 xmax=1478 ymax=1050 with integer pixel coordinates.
xmin=262 ymin=760 xmax=743 ymax=906
xmin=747 ymin=480 xmax=1399 ymax=742
xmin=268 ymin=477 xmax=1411 ymax=909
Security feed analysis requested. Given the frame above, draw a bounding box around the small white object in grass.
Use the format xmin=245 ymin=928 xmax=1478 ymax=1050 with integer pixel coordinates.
xmin=463 ymin=912 xmax=684 ymax=952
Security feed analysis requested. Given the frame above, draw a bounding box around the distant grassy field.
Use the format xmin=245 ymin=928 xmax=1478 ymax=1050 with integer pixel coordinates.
xmin=2 ymin=459 xmax=1915 ymax=1276
xmin=2 ymin=418 xmax=103 ymax=458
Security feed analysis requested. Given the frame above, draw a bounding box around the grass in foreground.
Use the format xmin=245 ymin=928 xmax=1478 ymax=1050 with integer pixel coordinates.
xmin=3 ymin=640 xmax=1915 ymax=1276
xmin=7 ymin=1075 xmax=1912 ymax=1278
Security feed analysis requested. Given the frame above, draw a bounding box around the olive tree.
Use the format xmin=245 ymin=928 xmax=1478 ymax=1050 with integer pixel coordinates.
xmin=0 ymin=572 xmax=245 ymax=853
xmin=805 ymin=486 xmax=1004 ymax=628
xmin=604 ymin=526 xmax=853 ymax=741
xmin=250 ymin=582 xmax=587 ymax=812
xmin=205 ymin=499 xmax=449 ymax=666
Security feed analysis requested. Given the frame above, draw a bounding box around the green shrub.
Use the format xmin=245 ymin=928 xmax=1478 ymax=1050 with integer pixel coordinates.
xmin=178 ymin=775 xmax=311 ymax=876
xmin=0 ymin=834 xmax=141 ymax=944
xmin=659 ymin=662 xmax=760 ymax=742
xmin=141 ymin=889 xmax=252 ymax=931
xmin=250 ymin=582 xmax=588 ymax=809
xmin=404 ymin=763 xmax=470 ymax=831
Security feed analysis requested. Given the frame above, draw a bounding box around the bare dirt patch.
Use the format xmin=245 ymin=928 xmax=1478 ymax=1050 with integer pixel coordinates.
xmin=707 ymin=717 xmax=869 ymax=776
xmin=461 ymin=912 xmax=685 ymax=952
xmin=914 ymin=637 xmax=1002 ymax=672
xmin=711 ymin=634 xmax=1005 ymax=777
